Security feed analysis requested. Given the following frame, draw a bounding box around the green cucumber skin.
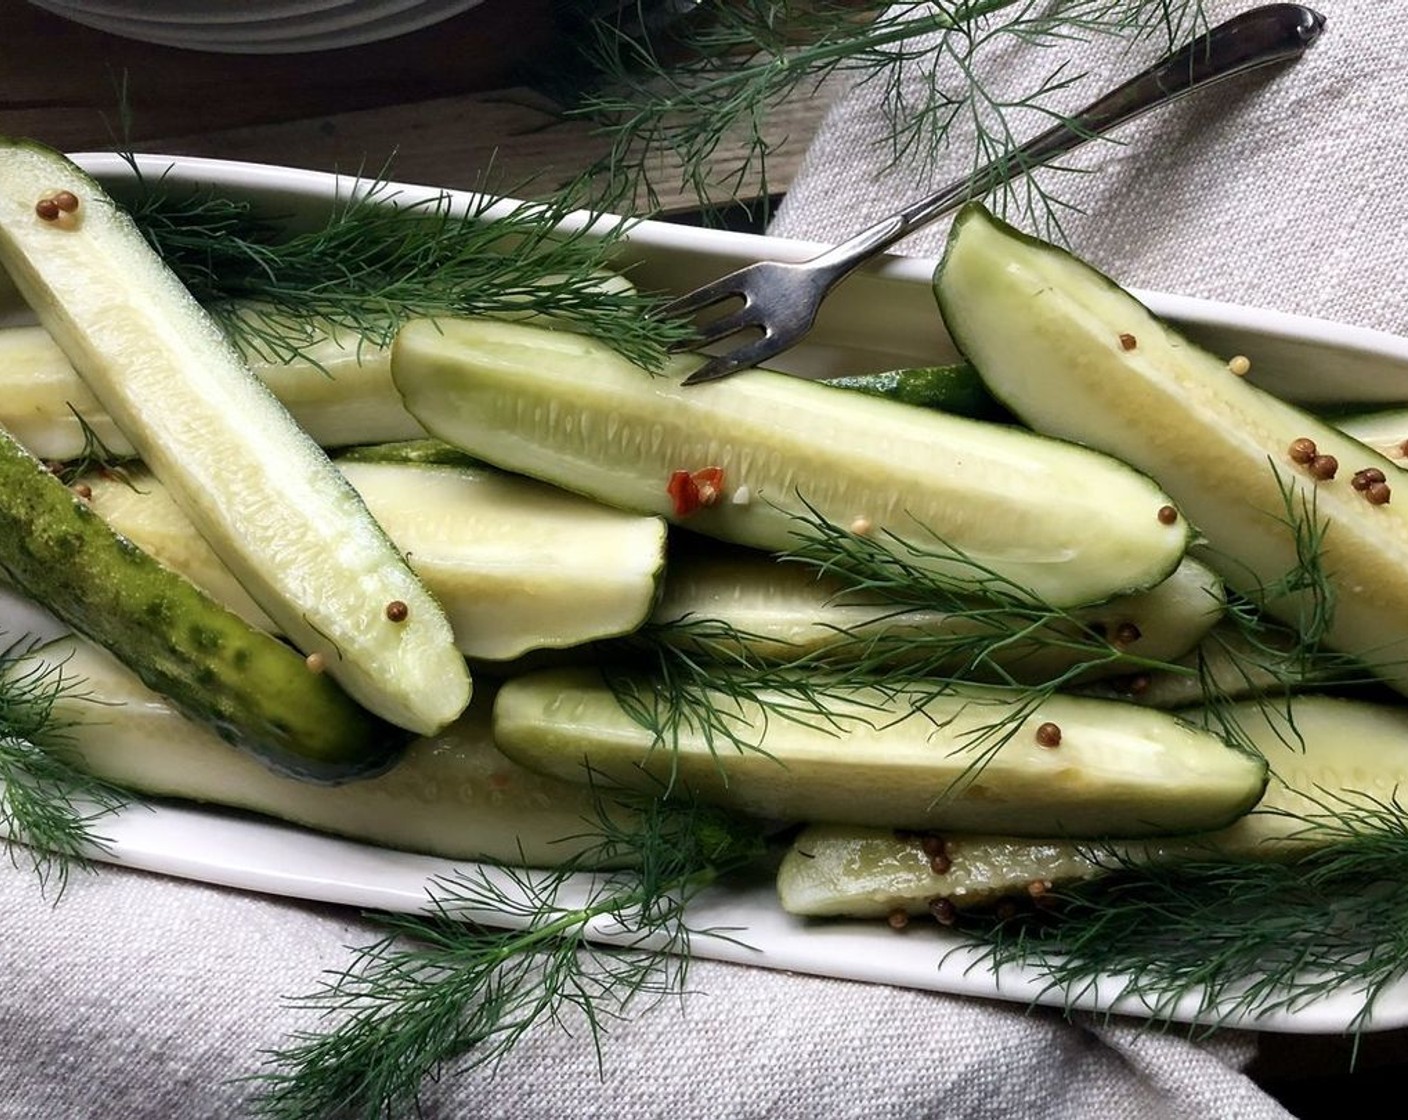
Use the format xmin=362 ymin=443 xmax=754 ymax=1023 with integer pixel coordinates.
xmin=823 ymin=363 xmax=1012 ymax=422
xmin=0 ymin=140 xmax=469 ymax=735
xmin=0 ymin=429 xmax=400 ymax=780
xmin=935 ymin=204 xmax=1408 ymax=698
xmin=391 ymin=316 xmax=1191 ymax=609
xmin=493 ymin=668 xmax=1267 ymax=838
xmin=778 ymin=695 xmax=1408 ymax=917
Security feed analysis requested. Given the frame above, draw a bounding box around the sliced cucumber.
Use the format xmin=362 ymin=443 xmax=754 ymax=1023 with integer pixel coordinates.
xmin=391 ymin=316 xmax=1191 ymax=609
xmin=0 ymin=316 xmax=424 ymax=462
xmin=649 ymin=545 xmax=1224 ymax=683
xmin=777 ymin=695 xmax=1408 ymax=917
xmin=76 ymin=461 xmax=667 ymax=661
xmin=1333 ymin=408 xmax=1408 ymax=465
xmin=0 ymin=140 xmax=469 ymax=733
xmin=935 ymin=204 xmax=1408 ymax=696
xmin=0 ymin=428 xmax=396 ymax=779
xmin=5 ymin=636 xmax=631 ymax=867
xmin=492 ymin=668 xmax=1267 ymax=837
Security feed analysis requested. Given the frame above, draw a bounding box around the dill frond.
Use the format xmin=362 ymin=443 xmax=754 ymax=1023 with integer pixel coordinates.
xmin=563 ymin=0 xmax=1208 ymax=225
xmin=967 ymin=790 xmax=1408 ymax=1036
xmin=122 ymin=175 xmax=695 ymax=372
xmin=250 ymin=794 xmax=765 ymax=1120
xmin=0 ymin=638 xmax=126 ymax=895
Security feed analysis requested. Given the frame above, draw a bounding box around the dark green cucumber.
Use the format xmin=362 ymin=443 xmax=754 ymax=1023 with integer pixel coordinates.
xmin=392 ymin=316 xmax=1192 ymax=609
xmin=0 ymin=426 xmax=399 ymax=779
xmin=0 ymin=140 xmax=469 ymax=734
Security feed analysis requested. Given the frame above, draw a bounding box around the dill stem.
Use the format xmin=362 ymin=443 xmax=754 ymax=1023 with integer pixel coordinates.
xmin=592 ymin=0 xmax=1025 ymax=111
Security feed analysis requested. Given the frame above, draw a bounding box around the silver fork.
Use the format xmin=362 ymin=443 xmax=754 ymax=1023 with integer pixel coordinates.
xmin=660 ymin=3 xmax=1326 ymax=387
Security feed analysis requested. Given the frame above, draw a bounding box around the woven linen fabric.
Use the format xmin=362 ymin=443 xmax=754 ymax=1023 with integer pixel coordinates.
xmin=769 ymin=1 xmax=1408 ymax=339
xmin=3 ymin=3 xmax=1400 ymax=1117
xmin=0 ymin=866 xmax=1283 ymax=1119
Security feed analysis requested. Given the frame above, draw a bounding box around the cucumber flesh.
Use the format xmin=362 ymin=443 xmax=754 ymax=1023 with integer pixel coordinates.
xmin=391 ymin=316 xmax=1191 ymax=609
xmin=0 ymin=428 xmax=397 ymax=779
xmin=0 ymin=316 xmax=425 ymax=462
xmin=778 ymin=695 xmax=1408 ymax=916
xmin=77 ymin=461 xmax=667 ymax=662
xmin=492 ymin=668 xmax=1267 ymax=837
xmin=650 ymin=545 xmax=1225 ymax=683
xmin=935 ymin=203 xmax=1408 ymax=697
xmin=0 ymin=140 xmax=469 ymax=733
xmin=1333 ymin=408 xmax=1408 ymax=465
xmin=5 ymin=636 xmax=632 ymax=868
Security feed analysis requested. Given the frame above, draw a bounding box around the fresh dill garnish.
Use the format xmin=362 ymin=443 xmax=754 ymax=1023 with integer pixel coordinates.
xmin=250 ymin=794 xmax=765 ymax=1120
xmin=0 ymin=637 xmax=126 ymax=895
xmin=561 ymin=0 xmax=1207 ymax=224
xmin=965 ymin=790 xmax=1408 ymax=1037
xmin=51 ymin=407 xmax=140 ymax=490
xmin=120 ymin=173 xmax=695 ymax=372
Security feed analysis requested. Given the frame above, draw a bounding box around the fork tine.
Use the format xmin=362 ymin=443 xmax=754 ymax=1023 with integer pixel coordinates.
xmin=680 ymin=331 xmax=787 ymax=386
xmin=651 ymin=274 xmax=746 ymax=321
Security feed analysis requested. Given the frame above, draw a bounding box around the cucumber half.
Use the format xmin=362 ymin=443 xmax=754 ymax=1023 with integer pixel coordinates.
xmin=934 ymin=203 xmax=1408 ymax=697
xmin=492 ymin=668 xmax=1267 ymax=838
xmin=0 ymin=140 xmax=469 ymax=734
xmin=0 ymin=428 xmax=397 ymax=779
xmin=6 ymin=636 xmax=633 ymax=867
xmin=391 ymin=316 xmax=1191 ymax=609
xmin=777 ymin=695 xmax=1408 ymax=917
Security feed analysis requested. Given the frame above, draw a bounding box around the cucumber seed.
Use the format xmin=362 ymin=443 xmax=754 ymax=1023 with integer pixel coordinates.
xmin=849 ymin=516 xmax=873 ymax=536
xmin=1228 ymin=355 xmax=1252 ymax=376
xmin=53 ymin=190 xmax=79 ymax=213
xmin=887 ymin=908 xmax=909 ymax=930
xmin=1118 ymin=332 xmax=1138 ymax=351
xmin=385 ymin=600 xmax=409 ymax=622
xmin=1113 ymin=621 xmax=1142 ymax=648
xmin=1035 ymin=722 xmax=1062 ymax=748
xmin=34 ymin=197 xmax=60 ymax=221
xmin=1367 ymin=481 xmax=1393 ymax=505
xmin=305 ymin=652 xmax=326 ymax=674
xmin=1288 ymin=437 xmax=1318 ymax=465
xmin=1157 ymin=505 xmax=1178 ymax=525
xmin=929 ymin=852 xmax=952 ymax=876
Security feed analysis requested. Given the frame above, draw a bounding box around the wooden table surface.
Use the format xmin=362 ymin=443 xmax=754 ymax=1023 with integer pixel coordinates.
xmin=0 ymin=0 xmax=822 ymax=212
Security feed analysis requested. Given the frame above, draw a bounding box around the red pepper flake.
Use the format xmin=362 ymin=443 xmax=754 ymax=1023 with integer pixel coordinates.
xmin=667 ymin=466 xmax=726 ymax=518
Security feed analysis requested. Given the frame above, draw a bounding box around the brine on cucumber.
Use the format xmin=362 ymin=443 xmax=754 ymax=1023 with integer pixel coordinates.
xmin=391 ymin=316 xmax=1192 ymax=608
xmin=0 ymin=140 xmax=469 ymax=734
xmin=934 ymin=203 xmax=1408 ymax=697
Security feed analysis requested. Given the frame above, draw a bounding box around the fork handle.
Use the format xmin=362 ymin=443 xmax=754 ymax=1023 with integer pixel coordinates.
xmin=804 ymin=4 xmax=1326 ymax=276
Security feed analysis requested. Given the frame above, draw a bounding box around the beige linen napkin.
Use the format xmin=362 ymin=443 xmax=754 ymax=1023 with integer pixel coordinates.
xmin=5 ymin=2 xmax=1401 ymax=1116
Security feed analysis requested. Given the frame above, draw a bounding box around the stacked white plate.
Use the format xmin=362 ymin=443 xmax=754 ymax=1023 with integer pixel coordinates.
xmin=27 ymin=0 xmax=484 ymax=54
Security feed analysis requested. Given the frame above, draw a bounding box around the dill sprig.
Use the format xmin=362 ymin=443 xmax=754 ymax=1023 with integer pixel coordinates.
xmin=967 ymin=790 xmax=1408 ymax=1035
xmin=121 ymin=174 xmax=695 ymax=372
xmin=50 ymin=407 xmax=140 ymax=489
xmin=565 ymin=0 xmax=1206 ymax=223
xmin=0 ymin=638 xmax=126 ymax=895
xmin=251 ymin=794 xmax=765 ymax=1120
